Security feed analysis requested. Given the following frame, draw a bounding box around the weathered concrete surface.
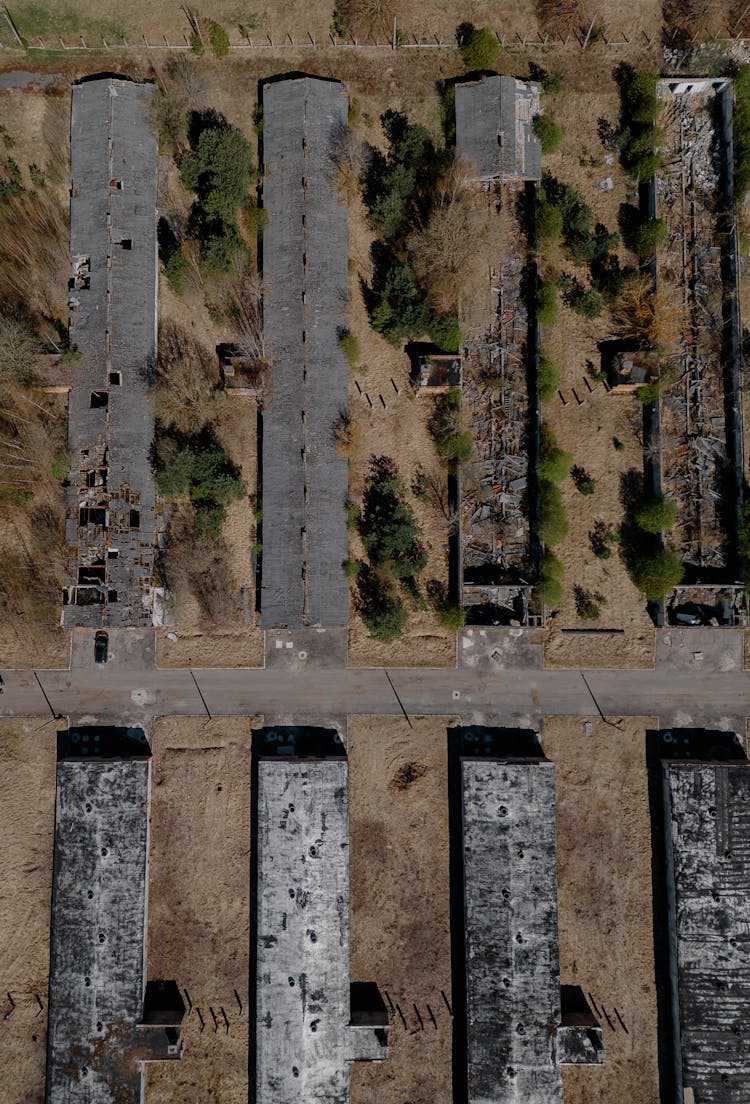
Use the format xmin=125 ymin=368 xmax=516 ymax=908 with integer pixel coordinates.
xmin=663 ymin=761 xmax=750 ymax=1103
xmin=46 ymin=753 xmax=180 ymax=1103
xmin=254 ymin=753 xmax=386 ymax=1104
xmin=261 ymin=76 xmax=350 ymax=630
xmin=655 ymin=628 xmax=743 ymax=672
xmin=65 ymin=78 xmax=158 ymax=629
xmin=460 ymin=756 xmax=601 ymax=1104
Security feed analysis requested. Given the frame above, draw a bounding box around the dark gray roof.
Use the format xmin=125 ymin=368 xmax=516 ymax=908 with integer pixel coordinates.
xmin=455 ymin=75 xmax=542 ymax=182
xmin=261 ymin=77 xmax=350 ymax=628
xmin=65 ymin=79 xmax=158 ymax=628
xmin=45 ymin=755 xmax=179 ymax=1102
xmin=460 ymin=757 xmax=602 ymax=1104
xmin=255 ymin=755 xmax=386 ymax=1104
xmin=663 ymin=761 xmax=750 ymax=1103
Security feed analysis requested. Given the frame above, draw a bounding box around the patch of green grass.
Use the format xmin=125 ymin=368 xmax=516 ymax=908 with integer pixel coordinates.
xmin=12 ymin=3 xmax=125 ymax=40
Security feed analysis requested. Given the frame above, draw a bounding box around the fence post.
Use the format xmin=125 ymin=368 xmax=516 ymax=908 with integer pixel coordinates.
xmin=2 ymin=5 xmax=23 ymax=47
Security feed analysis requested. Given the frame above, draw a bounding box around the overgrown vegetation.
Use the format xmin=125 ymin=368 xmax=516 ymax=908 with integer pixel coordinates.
xmin=178 ymin=113 xmax=254 ymax=273
xmin=536 ymin=428 xmax=571 ymax=547
xmin=537 ymin=351 xmax=560 ymax=402
xmin=617 ymin=68 xmax=663 ymax=183
xmin=362 ymin=110 xmax=460 ymax=349
xmin=537 ymin=550 xmax=564 ymax=607
xmin=430 ymin=387 xmax=472 ymax=462
xmin=155 ymin=434 xmax=246 ymax=536
xmin=353 ymin=455 xmax=430 ymax=640
xmin=536 ymin=280 xmax=558 ymax=325
xmin=630 ymin=547 xmax=684 ymax=601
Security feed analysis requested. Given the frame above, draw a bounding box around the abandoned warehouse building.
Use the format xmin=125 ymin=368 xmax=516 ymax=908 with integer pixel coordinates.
xmin=253 ymin=731 xmax=388 ymax=1104
xmin=455 ymin=74 xmax=542 ymax=184
xmin=455 ymin=748 xmax=603 ymax=1103
xmin=260 ymin=76 xmax=350 ymax=630
xmin=662 ymin=760 xmax=750 ymax=1103
xmin=45 ymin=728 xmax=184 ymax=1102
xmin=64 ymin=77 xmax=158 ymax=629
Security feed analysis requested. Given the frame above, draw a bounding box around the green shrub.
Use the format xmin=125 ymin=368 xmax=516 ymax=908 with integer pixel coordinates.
xmin=635 ymin=380 xmax=662 ymax=404
xmin=538 ymin=352 xmax=560 ymax=402
xmin=245 ymin=205 xmax=269 ymax=236
xmin=208 ymin=20 xmax=230 ymax=56
xmin=533 ymin=115 xmax=562 ymax=154
xmin=631 ymin=216 xmax=667 ymax=259
xmin=590 ymin=520 xmax=616 ymax=558
xmin=346 ymin=501 xmax=360 ymax=530
xmin=460 ymin=26 xmax=499 ymax=71
xmin=180 ymin=125 xmax=253 ymax=226
xmin=572 ymin=465 xmax=597 ymax=495
xmin=537 ymin=479 xmax=569 ymax=545
xmin=436 ymin=431 xmax=472 ymax=461
xmin=359 ymin=455 xmax=427 ymax=579
xmin=426 ymin=578 xmax=466 ymax=630
xmin=536 ymin=281 xmax=558 ymax=326
xmin=633 ymin=495 xmax=678 ymax=533
xmin=625 ymin=70 xmax=659 ymax=125
xmin=568 ymin=284 xmax=603 ymax=318
xmin=343 ymin=558 xmax=361 ymax=580
xmin=165 ymin=249 xmax=188 ymax=293
xmin=155 ymin=438 xmax=246 ymax=534
xmin=538 ymin=551 xmax=564 ymax=607
xmin=536 ymin=199 xmax=563 ymax=243
xmin=50 ymin=456 xmax=69 ymax=480
xmin=624 ymin=129 xmax=663 ymax=181
xmin=631 ymin=547 xmax=684 ymax=601
xmin=431 ymin=311 xmax=461 ymax=353
xmin=538 ymin=426 xmax=572 ymax=484
xmin=356 ymin=566 xmax=409 ymax=641
xmin=575 ymin=586 xmax=605 ymax=620
xmin=190 ymin=32 xmax=204 ymax=55
xmin=370 ymin=262 xmax=432 ymax=345
xmin=339 ymin=331 xmax=361 ymax=367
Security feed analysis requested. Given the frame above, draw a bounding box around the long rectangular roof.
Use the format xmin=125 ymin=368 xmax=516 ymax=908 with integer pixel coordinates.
xmin=66 ymin=78 xmax=157 ymax=628
xmin=461 ymin=757 xmax=563 ymax=1104
xmin=46 ymin=757 xmax=155 ymax=1102
xmin=255 ymin=755 xmax=385 ymax=1104
xmin=663 ymin=761 xmax=750 ymax=1103
xmin=261 ymin=76 xmax=350 ymax=628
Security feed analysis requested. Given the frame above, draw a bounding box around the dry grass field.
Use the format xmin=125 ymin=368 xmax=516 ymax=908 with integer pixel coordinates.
xmin=349 ymin=714 xmax=456 ymax=1104
xmin=0 ymin=718 xmax=57 ymax=1104
xmin=543 ymin=715 xmax=660 ymax=1104
xmin=145 ymin=716 xmax=258 ymax=1103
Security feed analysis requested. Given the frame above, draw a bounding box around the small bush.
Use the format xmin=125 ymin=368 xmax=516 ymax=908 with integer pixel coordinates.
xmin=356 ymin=565 xmax=409 ymax=642
xmin=633 ymin=495 xmax=678 ymax=534
xmin=538 ymin=426 xmax=572 ymax=484
xmin=245 ymin=205 xmax=269 ymax=236
xmin=536 ymin=281 xmax=558 ymax=326
xmin=631 ymin=216 xmax=667 ymax=259
xmin=625 ymin=70 xmax=659 ymax=126
xmin=537 ymin=352 xmax=560 ymax=402
xmin=536 ymin=199 xmax=563 ymax=243
xmin=569 ymin=285 xmax=603 ymax=318
xmin=343 ymin=559 xmax=361 ymax=580
xmin=590 ymin=520 xmax=616 ymax=558
xmin=208 ymin=20 xmax=230 ymax=57
xmin=339 ymin=331 xmax=361 ymax=368
xmin=460 ymin=26 xmax=499 ymax=70
xmin=537 ymin=479 xmax=569 ymax=546
xmin=631 ymin=547 xmax=684 ymax=601
xmin=538 ymin=551 xmax=564 ymax=607
xmin=165 ymin=249 xmax=188 ymax=294
xmin=533 ymin=115 xmax=562 ymax=154
xmin=427 ymin=579 xmax=466 ymax=631
xmin=190 ymin=32 xmax=204 ymax=55
xmin=50 ymin=456 xmax=68 ymax=480
xmin=635 ymin=380 xmax=662 ymax=405
xmin=574 ymin=585 xmax=605 ymax=620
xmin=432 ymin=312 xmax=461 ymax=353
xmin=346 ymin=501 xmax=360 ymax=530
xmin=571 ymin=465 xmax=597 ymax=495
